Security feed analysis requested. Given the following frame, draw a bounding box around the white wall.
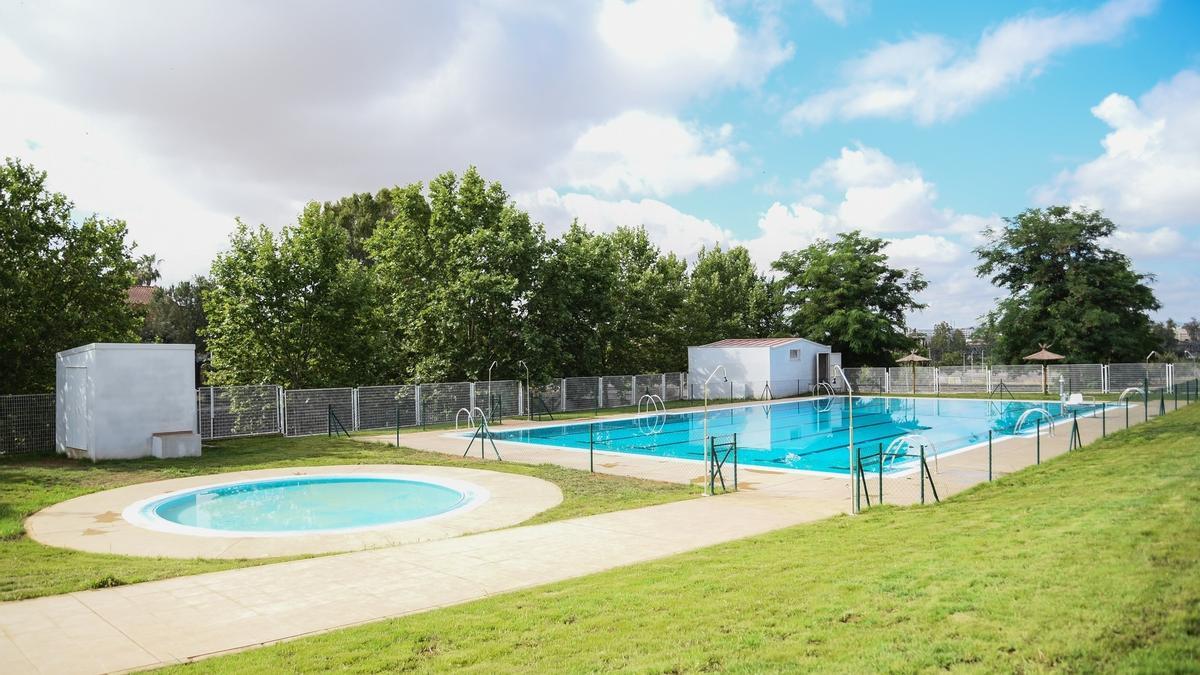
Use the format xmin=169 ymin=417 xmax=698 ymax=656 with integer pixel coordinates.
xmin=687 ymin=346 xmax=769 ymax=398
xmin=688 ymin=340 xmax=832 ymax=398
xmin=56 ymin=343 xmax=198 ymax=461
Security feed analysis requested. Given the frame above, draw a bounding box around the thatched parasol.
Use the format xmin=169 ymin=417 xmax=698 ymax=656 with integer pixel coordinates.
xmin=1023 ymin=344 xmax=1065 ymax=394
xmin=897 ymin=352 xmax=931 ymax=394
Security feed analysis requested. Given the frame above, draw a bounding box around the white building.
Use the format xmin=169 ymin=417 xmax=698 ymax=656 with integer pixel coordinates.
xmin=687 ymin=337 xmax=839 ymax=399
xmin=56 ymin=343 xmax=201 ymax=461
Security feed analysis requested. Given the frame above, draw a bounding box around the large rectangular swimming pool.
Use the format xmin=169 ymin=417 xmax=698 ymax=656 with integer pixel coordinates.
xmin=485 ymin=397 xmax=1096 ymax=475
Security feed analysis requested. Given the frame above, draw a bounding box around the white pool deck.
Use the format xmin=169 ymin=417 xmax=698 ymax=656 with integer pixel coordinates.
xmin=1 ymin=395 xmax=1184 ymax=674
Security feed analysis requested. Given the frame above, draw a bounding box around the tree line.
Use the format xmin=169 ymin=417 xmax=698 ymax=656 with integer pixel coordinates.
xmin=0 ymin=158 xmax=1185 ymax=394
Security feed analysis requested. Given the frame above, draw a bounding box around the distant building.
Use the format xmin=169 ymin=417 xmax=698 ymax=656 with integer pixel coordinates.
xmin=1175 ymin=327 xmax=1190 ymax=343
xmin=126 ymin=285 xmax=159 ymax=305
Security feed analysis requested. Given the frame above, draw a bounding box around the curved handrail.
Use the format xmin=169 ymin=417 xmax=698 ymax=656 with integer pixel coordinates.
xmin=1013 ymin=408 xmax=1055 ymax=436
xmin=1117 ymin=386 xmax=1145 ymax=402
xmin=637 ymin=394 xmax=665 ymax=415
xmin=454 ymin=407 xmax=474 ymax=430
xmin=811 ymin=381 xmax=835 ymax=398
xmin=883 ymin=434 xmax=939 ymax=471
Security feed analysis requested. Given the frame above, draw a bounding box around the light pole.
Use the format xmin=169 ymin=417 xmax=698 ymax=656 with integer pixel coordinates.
xmin=517 ymin=359 xmax=531 ymax=420
xmin=832 ymin=364 xmax=857 ymax=513
xmin=702 ymin=365 xmax=728 ymax=496
xmin=486 ymin=360 xmax=498 ymax=418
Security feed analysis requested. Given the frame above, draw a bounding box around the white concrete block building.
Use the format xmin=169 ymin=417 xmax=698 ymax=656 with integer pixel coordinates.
xmin=687 ymin=337 xmax=839 ymax=399
xmin=56 ymin=343 xmax=201 ymax=461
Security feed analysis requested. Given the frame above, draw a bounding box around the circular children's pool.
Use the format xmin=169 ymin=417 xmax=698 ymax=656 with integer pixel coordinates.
xmin=122 ymin=474 xmax=486 ymax=537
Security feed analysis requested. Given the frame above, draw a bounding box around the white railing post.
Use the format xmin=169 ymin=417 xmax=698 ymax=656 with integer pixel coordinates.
xmin=414 ymin=385 xmax=422 ymax=426
xmin=517 ymin=382 xmax=524 ymax=416
xmin=561 ymin=378 xmax=568 ymax=411
xmin=661 ymin=373 xmax=667 ymax=398
xmin=934 ymin=368 xmax=940 ymax=394
xmin=351 ymin=388 xmax=359 ymax=431
xmin=986 ymin=367 xmax=992 ymax=393
xmin=469 ymin=382 xmax=476 ymax=412
xmin=884 ymin=369 xmax=891 ymax=394
xmin=1101 ymin=365 xmax=1108 ymax=394
xmin=598 ymin=378 xmax=604 ymax=408
xmin=1167 ymin=363 xmax=1174 ymax=389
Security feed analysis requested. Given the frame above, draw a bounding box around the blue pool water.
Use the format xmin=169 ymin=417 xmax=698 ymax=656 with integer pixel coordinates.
xmin=138 ymin=476 xmax=472 ymax=534
xmin=488 ymin=397 xmax=1094 ymax=474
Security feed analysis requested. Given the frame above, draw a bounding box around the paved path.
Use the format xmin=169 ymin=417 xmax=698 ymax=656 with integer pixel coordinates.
xmin=0 ymin=492 xmax=841 ymax=674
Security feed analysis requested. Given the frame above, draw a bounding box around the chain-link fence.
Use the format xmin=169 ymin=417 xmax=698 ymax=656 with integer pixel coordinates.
xmin=197 ymin=385 xmax=281 ymax=440
xmin=0 ymin=394 xmax=54 ymax=455
xmin=7 ymin=362 xmax=1196 ymax=451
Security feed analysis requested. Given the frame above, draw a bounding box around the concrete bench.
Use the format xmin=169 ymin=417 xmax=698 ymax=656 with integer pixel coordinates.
xmin=151 ymin=431 xmax=202 ymax=459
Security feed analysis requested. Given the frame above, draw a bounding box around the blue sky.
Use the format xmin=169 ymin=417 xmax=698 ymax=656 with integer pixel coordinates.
xmin=1 ymin=0 xmax=1197 ymax=327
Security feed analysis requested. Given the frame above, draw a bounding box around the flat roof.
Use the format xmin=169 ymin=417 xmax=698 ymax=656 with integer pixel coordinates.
xmin=699 ymin=337 xmax=818 ymax=348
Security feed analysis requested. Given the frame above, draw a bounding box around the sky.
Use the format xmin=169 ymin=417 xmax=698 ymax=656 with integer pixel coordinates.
xmin=1 ymin=0 xmax=1197 ymax=328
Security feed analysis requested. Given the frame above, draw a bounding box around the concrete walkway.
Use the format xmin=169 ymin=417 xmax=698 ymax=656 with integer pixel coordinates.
xmin=0 ymin=491 xmax=841 ymax=674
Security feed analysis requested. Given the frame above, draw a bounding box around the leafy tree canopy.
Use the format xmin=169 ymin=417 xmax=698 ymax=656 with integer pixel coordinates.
xmin=0 ymin=158 xmax=141 ymax=394
xmin=772 ymin=231 xmax=926 ymax=367
xmin=975 ymin=206 xmax=1159 ymax=363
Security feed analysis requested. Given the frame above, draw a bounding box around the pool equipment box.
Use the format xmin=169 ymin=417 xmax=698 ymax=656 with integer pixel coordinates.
xmin=56 ymin=343 xmax=202 ymax=461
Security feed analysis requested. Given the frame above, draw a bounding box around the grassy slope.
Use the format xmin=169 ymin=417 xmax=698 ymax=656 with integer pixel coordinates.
xmin=0 ymin=436 xmax=693 ymax=602
xmin=170 ymin=405 xmax=1200 ymax=673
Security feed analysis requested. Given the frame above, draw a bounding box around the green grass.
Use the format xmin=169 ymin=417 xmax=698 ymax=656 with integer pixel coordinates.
xmin=0 ymin=436 xmax=694 ymax=602
xmin=166 ymin=404 xmax=1200 ymax=673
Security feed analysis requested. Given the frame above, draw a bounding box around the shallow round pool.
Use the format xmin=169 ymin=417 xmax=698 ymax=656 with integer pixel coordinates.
xmin=122 ymin=474 xmax=486 ymax=537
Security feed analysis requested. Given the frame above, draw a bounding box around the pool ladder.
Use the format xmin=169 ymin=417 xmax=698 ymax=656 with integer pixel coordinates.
xmin=460 ymin=406 xmax=502 ymax=460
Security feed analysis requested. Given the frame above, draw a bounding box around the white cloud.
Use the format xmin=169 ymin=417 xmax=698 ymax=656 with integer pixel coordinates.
xmin=562 ymin=110 xmax=738 ymax=197
xmin=1039 ymin=69 xmax=1200 ymax=228
xmin=811 ymin=0 xmax=850 ymax=25
xmin=1105 ymin=227 xmax=1189 ymax=258
xmin=515 ymin=188 xmax=731 ymax=258
xmin=787 ymin=0 xmax=1157 ymax=127
xmin=885 ymin=234 xmax=965 ymax=266
xmin=0 ymin=0 xmax=790 ymax=282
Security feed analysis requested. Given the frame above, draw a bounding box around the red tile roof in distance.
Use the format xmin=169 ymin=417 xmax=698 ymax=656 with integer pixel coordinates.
xmin=701 ymin=338 xmax=805 ymax=348
xmin=126 ymin=285 xmax=158 ymax=305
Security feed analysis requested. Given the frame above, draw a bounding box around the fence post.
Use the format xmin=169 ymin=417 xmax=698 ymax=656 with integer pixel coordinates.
xmin=277 ymin=385 xmax=285 ymax=435
xmin=986 ymin=367 xmax=992 ymax=394
xmin=1125 ymin=398 xmax=1129 ymax=429
xmin=415 ymin=385 xmax=422 ymax=427
xmin=208 ymin=385 xmax=215 ymax=438
xmin=988 ymin=430 xmax=992 ymax=481
xmin=562 ymin=379 xmax=568 ymax=411
xmin=598 ymin=378 xmax=604 ymax=408
xmin=589 ymin=423 xmax=594 ymax=473
xmin=885 ymin=369 xmax=891 ymax=394
xmin=934 ymin=368 xmax=940 ymax=395
xmin=352 ymin=388 xmax=360 ymax=431
xmin=877 ymin=442 xmax=883 ymax=504
xmin=1101 ymin=402 xmax=1106 ymax=437
xmin=919 ymin=445 xmax=926 ymax=505
xmin=469 ymin=382 xmax=476 ymax=413
xmin=1036 ymin=419 xmax=1041 ymax=464
xmin=517 ymin=382 xmax=524 ymax=417
xmin=661 ymin=373 xmax=667 ymax=399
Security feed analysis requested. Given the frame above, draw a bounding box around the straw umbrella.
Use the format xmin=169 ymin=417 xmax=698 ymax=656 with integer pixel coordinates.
xmin=1023 ymin=344 xmax=1065 ymax=394
xmin=896 ymin=352 xmax=931 ymax=394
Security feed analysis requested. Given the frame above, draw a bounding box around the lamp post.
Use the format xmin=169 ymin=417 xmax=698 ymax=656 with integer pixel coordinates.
xmin=517 ymin=360 xmax=531 ymax=421
xmin=486 ymin=360 xmax=498 ymax=418
xmin=702 ymin=365 xmax=728 ymax=496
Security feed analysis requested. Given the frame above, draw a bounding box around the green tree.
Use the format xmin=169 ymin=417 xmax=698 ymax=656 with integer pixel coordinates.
xmin=134 ymin=253 xmax=161 ymax=286
xmin=682 ymin=245 xmax=782 ymax=346
xmin=366 ymin=168 xmax=544 ymax=382
xmin=602 ymin=226 xmax=688 ymax=374
xmin=523 ymin=222 xmax=617 ymax=379
xmin=204 ymin=207 xmax=376 ymax=389
xmin=772 ymin=231 xmax=926 ymax=367
xmin=0 ymin=158 xmax=140 ymax=394
xmin=928 ymin=321 xmax=968 ymax=366
xmin=140 ymin=276 xmax=212 ymax=352
xmin=975 ymin=206 xmax=1159 ymax=363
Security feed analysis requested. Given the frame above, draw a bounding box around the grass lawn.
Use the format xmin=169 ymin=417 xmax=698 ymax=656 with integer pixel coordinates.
xmin=0 ymin=436 xmax=694 ymax=602
xmin=167 ymin=403 xmax=1200 ymax=672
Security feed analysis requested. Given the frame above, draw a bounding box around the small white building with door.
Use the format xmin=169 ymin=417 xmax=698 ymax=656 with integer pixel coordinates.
xmin=687 ymin=337 xmax=838 ymax=399
xmin=56 ymin=343 xmax=201 ymax=461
